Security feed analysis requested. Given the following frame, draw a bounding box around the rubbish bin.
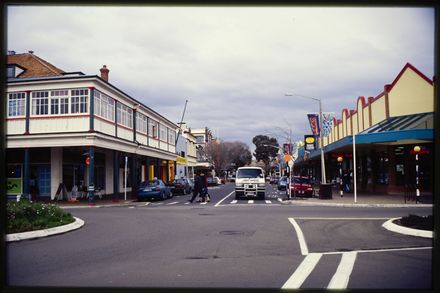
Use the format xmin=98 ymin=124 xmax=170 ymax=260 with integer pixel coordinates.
xmin=319 ymin=183 xmax=333 ymax=199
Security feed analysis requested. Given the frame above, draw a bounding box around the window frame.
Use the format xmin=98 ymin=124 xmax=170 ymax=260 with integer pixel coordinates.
xmin=7 ymin=92 xmax=26 ymax=117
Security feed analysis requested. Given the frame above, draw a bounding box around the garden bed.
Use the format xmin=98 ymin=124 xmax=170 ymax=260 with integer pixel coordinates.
xmin=393 ymin=214 xmax=433 ymax=231
xmin=7 ymin=200 xmax=75 ymax=234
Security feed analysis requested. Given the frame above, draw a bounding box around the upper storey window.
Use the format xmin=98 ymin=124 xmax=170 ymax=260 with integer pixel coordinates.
xmin=32 ymin=91 xmax=49 ymax=115
xmin=117 ymin=103 xmax=133 ymax=128
xmin=148 ymin=119 xmax=158 ymax=138
xmin=50 ymin=90 xmax=69 ymax=115
xmin=168 ymin=128 xmax=176 ymax=146
xmin=7 ymin=92 xmax=26 ymax=117
xmin=94 ymin=90 xmax=115 ymax=121
xmin=71 ymin=89 xmax=89 ymax=114
xmin=159 ymin=124 xmax=167 ymax=142
xmin=136 ymin=112 xmax=148 ymax=134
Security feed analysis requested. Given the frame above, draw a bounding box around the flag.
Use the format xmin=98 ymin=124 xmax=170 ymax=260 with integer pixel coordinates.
xmin=322 ymin=112 xmax=334 ymax=137
xmin=307 ymin=114 xmax=320 ymax=136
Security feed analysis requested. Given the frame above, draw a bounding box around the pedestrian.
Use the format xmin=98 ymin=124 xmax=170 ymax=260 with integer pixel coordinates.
xmin=188 ymin=173 xmax=202 ymax=203
xmin=199 ymin=173 xmax=209 ymax=202
xmin=343 ymin=171 xmax=351 ymax=193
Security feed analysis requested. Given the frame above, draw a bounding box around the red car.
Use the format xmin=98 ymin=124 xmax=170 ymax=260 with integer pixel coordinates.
xmin=288 ymin=176 xmax=314 ymax=197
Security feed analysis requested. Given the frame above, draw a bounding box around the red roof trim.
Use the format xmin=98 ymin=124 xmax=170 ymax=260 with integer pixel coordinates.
xmin=387 ymin=62 xmax=433 ymax=92
xmin=357 ymin=96 xmax=366 ymax=108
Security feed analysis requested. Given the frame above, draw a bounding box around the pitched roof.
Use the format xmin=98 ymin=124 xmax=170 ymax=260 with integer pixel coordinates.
xmin=7 ymin=52 xmax=65 ymax=78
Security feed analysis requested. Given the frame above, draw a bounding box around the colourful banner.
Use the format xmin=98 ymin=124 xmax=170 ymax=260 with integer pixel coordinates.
xmin=283 ymin=143 xmax=291 ymax=155
xmin=307 ymin=114 xmax=320 ymax=136
xmin=322 ymin=113 xmax=334 ymax=137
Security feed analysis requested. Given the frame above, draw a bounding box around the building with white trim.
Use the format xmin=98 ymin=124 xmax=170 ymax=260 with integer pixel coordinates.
xmin=6 ymin=51 xmax=179 ymax=203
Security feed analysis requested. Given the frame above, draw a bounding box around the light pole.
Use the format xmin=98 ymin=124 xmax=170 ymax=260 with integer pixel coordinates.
xmin=285 ymin=93 xmax=326 ymax=184
xmin=413 ymin=145 xmax=421 ymax=203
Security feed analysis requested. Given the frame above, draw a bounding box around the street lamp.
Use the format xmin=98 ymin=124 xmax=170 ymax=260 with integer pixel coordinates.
xmin=285 ymin=93 xmax=326 ymax=184
xmin=337 ymin=156 xmax=343 ymax=197
xmin=413 ymin=145 xmax=421 ymax=203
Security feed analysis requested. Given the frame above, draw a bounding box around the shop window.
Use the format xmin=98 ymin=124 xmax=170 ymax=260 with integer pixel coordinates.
xmin=376 ymin=152 xmax=389 ymax=185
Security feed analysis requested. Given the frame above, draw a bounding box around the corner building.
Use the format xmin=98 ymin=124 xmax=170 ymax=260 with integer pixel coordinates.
xmin=6 ymin=51 xmax=178 ymax=201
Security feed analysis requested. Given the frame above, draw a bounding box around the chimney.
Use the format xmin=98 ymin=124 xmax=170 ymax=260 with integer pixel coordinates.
xmin=8 ymin=50 xmax=16 ymax=55
xmin=28 ymin=50 xmax=34 ymax=54
xmin=100 ymin=65 xmax=109 ymax=82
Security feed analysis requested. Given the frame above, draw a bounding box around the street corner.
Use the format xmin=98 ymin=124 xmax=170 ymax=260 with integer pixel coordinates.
xmin=382 ymin=218 xmax=433 ymax=239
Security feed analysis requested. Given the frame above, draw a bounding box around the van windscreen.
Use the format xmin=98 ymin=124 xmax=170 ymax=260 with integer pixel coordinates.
xmin=237 ymin=169 xmax=263 ymax=178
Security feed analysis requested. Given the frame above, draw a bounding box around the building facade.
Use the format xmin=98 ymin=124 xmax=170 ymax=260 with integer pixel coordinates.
xmin=295 ymin=63 xmax=434 ymax=195
xmin=6 ymin=51 xmax=178 ymax=202
xmin=175 ymin=123 xmax=197 ymax=179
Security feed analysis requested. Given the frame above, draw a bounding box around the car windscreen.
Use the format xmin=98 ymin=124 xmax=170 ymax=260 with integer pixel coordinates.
xmin=140 ymin=180 xmax=159 ymax=187
xmin=237 ymin=169 xmax=263 ymax=178
xmin=292 ymin=178 xmax=311 ymax=184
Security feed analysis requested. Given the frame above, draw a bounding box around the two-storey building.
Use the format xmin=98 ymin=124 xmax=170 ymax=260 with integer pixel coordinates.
xmin=6 ymin=51 xmax=178 ymax=203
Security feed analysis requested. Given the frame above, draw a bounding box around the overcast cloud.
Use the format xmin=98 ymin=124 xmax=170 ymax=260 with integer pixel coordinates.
xmin=7 ymin=6 xmax=435 ymax=155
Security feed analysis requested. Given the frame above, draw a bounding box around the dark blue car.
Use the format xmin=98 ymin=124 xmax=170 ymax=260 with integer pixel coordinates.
xmin=137 ymin=179 xmax=172 ymax=201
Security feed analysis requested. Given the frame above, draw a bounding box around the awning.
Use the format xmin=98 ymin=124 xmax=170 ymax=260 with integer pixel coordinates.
xmin=296 ymin=112 xmax=433 ymax=163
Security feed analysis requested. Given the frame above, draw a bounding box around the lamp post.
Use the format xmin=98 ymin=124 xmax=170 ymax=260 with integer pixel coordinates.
xmin=285 ymin=93 xmax=326 ymax=184
xmin=413 ymin=145 xmax=421 ymax=203
xmin=337 ymin=156 xmax=343 ymax=197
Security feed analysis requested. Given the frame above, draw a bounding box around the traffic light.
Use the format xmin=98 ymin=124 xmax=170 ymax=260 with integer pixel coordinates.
xmin=85 ymin=155 xmax=90 ymax=165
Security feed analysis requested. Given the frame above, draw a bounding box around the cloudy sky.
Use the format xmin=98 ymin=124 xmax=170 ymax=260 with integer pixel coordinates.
xmin=7 ymin=5 xmax=435 ymax=155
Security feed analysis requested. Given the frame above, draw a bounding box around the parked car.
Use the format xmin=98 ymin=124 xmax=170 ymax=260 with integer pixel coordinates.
xmin=170 ymin=178 xmax=192 ymax=195
xmin=288 ymin=176 xmax=314 ymax=197
xmin=137 ymin=179 xmax=172 ymax=201
xmin=207 ymin=176 xmax=220 ymax=186
xmin=277 ymin=176 xmax=288 ymax=190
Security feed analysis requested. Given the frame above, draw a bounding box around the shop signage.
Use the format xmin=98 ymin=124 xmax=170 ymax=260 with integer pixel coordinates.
xmin=304 ymin=135 xmax=316 ymax=151
xmin=7 ymin=178 xmax=22 ymax=195
xmin=176 ymin=156 xmax=187 ymax=165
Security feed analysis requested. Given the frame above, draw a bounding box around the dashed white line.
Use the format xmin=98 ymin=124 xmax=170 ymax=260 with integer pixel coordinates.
xmin=265 ymin=200 xmax=272 ymax=204
xmin=144 ymin=202 xmax=150 ymax=206
xmin=282 ymin=253 xmax=322 ymax=289
xmin=199 ymin=201 xmax=208 ymax=205
xmin=248 ymin=200 xmax=254 ymax=204
xmin=166 ymin=201 xmax=179 ymax=205
xmin=327 ymin=251 xmax=357 ymax=289
xmin=231 ymin=200 xmax=238 ymax=204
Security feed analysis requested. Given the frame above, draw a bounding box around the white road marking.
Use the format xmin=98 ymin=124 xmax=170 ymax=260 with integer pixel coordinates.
xmin=214 ymin=191 xmax=234 ymax=207
xmin=248 ymin=200 xmax=254 ymax=204
xmin=166 ymin=201 xmax=179 ymax=205
xmin=288 ymin=218 xmax=309 ymax=256
xmin=265 ymin=200 xmax=272 ymax=204
xmin=184 ymin=202 xmax=190 ymax=205
xmin=230 ymin=200 xmax=238 ymax=204
xmin=128 ymin=206 xmax=135 ymax=209
xmin=327 ymin=251 xmax=357 ymax=289
xmin=294 ymin=217 xmax=390 ymax=220
xmin=200 ymin=201 xmax=208 ymax=205
xmin=322 ymin=246 xmax=432 ymax=255
xmin=144 ymin=202 xmax=150 ymax=206
xmin=282 ymin=253 xmax=322 ymax=289
xmin=277 ymin=198 xmax=283 ymax=202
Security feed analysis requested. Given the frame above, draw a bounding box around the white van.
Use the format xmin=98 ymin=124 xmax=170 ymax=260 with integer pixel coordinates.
xmin=235 ymin=167 xmax=266 ymax=200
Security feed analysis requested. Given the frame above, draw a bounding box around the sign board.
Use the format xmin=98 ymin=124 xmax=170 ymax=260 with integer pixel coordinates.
xmin=88 ymin=185 xmax=95 ymax=192
xmin=176 ymin=156 xmax=188 ymax=165
xmin=284 ymin=154 xmax=292 ymax=162
xmin=7 ymin=178 xmax=22 ymax=195
xmin=304 ymin=135 xmax=316 ymax=151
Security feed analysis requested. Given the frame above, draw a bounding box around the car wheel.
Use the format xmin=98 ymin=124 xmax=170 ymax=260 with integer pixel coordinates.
xmin=161 ymin=191 xmax=167 ymax=200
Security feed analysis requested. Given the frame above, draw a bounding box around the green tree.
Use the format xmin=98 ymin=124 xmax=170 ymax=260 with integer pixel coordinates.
xmin=252 ymin=135 xmax=279 ymax=171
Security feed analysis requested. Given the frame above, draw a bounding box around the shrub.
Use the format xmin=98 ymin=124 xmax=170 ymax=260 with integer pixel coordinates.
xmin=7 ymin=200 xmax=75 ymax=234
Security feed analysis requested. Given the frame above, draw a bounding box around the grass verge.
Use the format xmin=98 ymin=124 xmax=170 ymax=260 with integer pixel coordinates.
xmin=7 ymin=200 xmax=75 ymax=234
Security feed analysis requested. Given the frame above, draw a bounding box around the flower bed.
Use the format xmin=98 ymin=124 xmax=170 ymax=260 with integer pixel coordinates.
xmin=394 ymin=214 xmax=433 ymax=231
xmin=7 ymin=200 xmax=75 ymax=234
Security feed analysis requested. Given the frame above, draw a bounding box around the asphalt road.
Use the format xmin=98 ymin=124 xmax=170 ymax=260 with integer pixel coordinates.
xmin=6 ymin=183 xmax=433 ymax=289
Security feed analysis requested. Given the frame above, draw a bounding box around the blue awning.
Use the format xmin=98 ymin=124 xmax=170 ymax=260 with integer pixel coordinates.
xmin=296 ymin=112 xmax=433 ymax=163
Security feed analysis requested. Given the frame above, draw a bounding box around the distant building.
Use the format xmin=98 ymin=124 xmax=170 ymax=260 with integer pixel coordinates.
xmin=175 ymin=123 xmax=197 ymax=179
xmin=191 ymin=127 xmax=214 ymax=172
xmin=6 ymin=51 xmax=178 ymax=202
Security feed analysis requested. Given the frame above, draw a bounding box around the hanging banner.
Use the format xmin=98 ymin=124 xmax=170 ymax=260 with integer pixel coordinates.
xmin=304 ymin=135 xmax=316 ymax=151
xmin=322 ymin=112 xmax=334 ymax=137
xmin=307 ymin=114 xmax=320 ymax=136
